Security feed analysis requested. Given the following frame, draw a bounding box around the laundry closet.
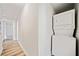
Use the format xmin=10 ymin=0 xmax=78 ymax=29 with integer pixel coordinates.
xmin=52 ymin=9 xmax=76 ymax=56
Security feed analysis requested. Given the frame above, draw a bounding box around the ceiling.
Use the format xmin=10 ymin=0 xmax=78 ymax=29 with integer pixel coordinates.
xmin=0 ymin=3 xmax=75 ymax=19
xmin=0 ymin=3 xmax=25 ymax=20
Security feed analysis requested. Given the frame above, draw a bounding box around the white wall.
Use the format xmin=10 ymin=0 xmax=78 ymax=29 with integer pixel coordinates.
xmin=19 ymin=4 xmax=38 ymax=56
xmin=19 ymin=3 xmax=54 ymax=56
xmin=38 ymin=4 xmax=54 ymax=56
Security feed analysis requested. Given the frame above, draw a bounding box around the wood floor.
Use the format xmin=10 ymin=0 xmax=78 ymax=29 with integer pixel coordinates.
xmin=1 ymin=40 xmax=26 ymax=56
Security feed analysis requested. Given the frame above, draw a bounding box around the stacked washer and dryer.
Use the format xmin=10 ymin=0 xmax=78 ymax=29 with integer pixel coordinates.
xmin=52 ymin=9 xmax=76 ymax=56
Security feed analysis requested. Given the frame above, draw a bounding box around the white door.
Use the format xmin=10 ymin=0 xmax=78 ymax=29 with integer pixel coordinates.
xmin=1 ymin=19 xmax=17 ymax=41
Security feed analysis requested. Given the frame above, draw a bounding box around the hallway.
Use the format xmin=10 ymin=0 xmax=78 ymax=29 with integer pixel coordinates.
xmin=1 ymin=40 xmax=26 ymax=56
